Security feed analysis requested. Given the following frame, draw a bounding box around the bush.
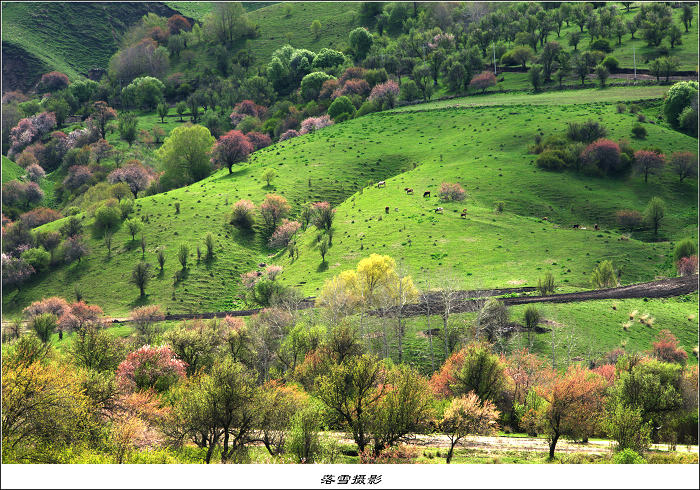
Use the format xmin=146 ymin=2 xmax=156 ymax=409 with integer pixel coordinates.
xmin=493 ymin=201 xmax=505 ymax=213
xmin=590 ymin=39 xmax=612 ymax=53
xmin=590 ymin=260 xmax=616 ymax=289
xmin=663 ymin=81 xmax=698 ymax=129
xmin=581 ymin=139 xmax=624 ymax=175
xmin=269 ymin=219 xmax=301 ymax=248
xmin=116 ymin=345 xmax=186 ymax=393
xmin=230 ymin=199 xmax=256 ymax=229
xmin=631 ymin=124 xmax=647 ymax=139
xmin=677 ymin=255 xmax=698 ymax=276
xmin=19 ymin=208 xmax=62 ymax=228
xmin=94 ymin=203 xmax=122 ymax=234
xmin=21 ymin=247 xmax=50 ymax=272
xmin=537 ymin=272 xmax=556 ymax=295
xmin=399 ymin=79 xmax=420 ymax=102
xmin=30 ymin=313 xmax=58 ymax=343
xmin=327 ymin=96 xmax=356 ymax=121
xmin=566 ymin=120 xmax=608 ymax=143
xmin=438 ymin=182 xmax=466 ymax=202
xmin=285 ymin=405 xmax=322 ymax=463
xmin=536 ymin=149 xmax=568 ymax=170
xmin=613 ymin=448 xmax=646 ymax=464
xmin=602 ymin=56 xmax=619 ymax=72
xmin=679 ymin=106 xmax=698 ymax=137
xmin=616 ymin=209 xmax=643 ymax=230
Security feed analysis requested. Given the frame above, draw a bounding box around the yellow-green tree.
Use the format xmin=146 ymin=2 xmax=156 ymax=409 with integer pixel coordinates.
xmin=157 ymin=124 xmax=215 ymax=190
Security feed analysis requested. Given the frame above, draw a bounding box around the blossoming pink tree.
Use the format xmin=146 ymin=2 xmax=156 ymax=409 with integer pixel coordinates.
xmin=116 ymin=345 xmax=187 ymax=393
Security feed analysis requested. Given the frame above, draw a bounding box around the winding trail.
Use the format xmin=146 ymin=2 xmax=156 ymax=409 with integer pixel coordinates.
xmin=101 ymin=275 xmax=697 ymax=323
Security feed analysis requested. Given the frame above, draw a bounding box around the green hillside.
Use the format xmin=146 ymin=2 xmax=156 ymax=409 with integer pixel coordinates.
xmin=4 ymin=87 xmax=696 ymax=317
xmin=165 ymin=1 xmax=276 ymax=20
xmin=1 ymin=155 xmax=24 ymax=184
xmin=1 ymin=2 xmax=182 ymax=90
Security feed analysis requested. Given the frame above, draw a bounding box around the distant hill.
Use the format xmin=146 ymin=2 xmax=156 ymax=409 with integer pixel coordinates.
xmin=1 ymin=2 xmax=185 ymax=92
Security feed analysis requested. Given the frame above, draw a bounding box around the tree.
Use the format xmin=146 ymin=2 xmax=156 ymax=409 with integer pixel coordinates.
xmin=608 ymin=359 xmax=683 ymax=443
xmin=38 ymin=71 xmax=69 ymax=92
xmin=539 ymin=41 xmax=561 ymax=81
xmin=30 ymin=313 xmax=58 ymax=343
xmin=440 ymin=392 xmax=499 ymax=463
xmin=633 ymin=150 xmax=665 ymax=183
xmin=168 ymin=358 xmax=258 ymax=463
xmin=538 ymin=366 xmax=605 ymax=459
xmin=64 ymin=235 xmax=88 ymax=264
xmin=164 ymin=320 xmax=219 ymax=376
xmin=669 ymin=24 xmax=683 ymax=49
xmin=604 ymin=402 xmax=652 ymax=453
xmin=670 ymin=152 xmax=698 ymax=183
xmin=568 ymin=31 xmax=582 ymax=51
xmin=230 ymin=199 xmax=256 ymax=229
xmin=91 ymin=101 xmax=117 ymax=138
xmin=157 ymin=124 xmax=215 ymax=190
xmin=663 ymin=81 xmax=698 ymax=129
xmin=116 ymin=345 xmax=186 ymax=393
xmin=125 ymin=218 xmax=143 ymax=241
xmin=572 ymin=53 xmax=589 ymax=85
xmin=211 ymin=130 xmax=253 ymax=174
xmin=590 ymin=260 xmax=616 ymax=289
xmin=469 ymin=70 xmax=497 ymax=95
xmin=369 ymin=364 xmax=433 ymax=456
xmin=130 ymin=261 xmax=152 ymax=297
xmin=108 ymin=163 xmax=154 ymax=198
xmin=450 ymin=342 xmax=507 ymax=402
xmin=528 ymin=64 xmax=544 ymax=92
xmin=2 ymin=356 xmax=93 ymax=462
xmin=510 ymin=46 xmax=535 ymax=69
xmin=319 ymin=236 xmax=329 ymax=263
xmin=157 ymin=102 xmax=169 ymax=123
xmin=260 ymin=194 xmax=290 ymax=231
xmin=71 ymin=324 xmax=125 ymax=372
xmin=316 ymin=355 xmax=385 ymax=453
xmin=413 ymin=63 xmax=434 ymax=101
xmin=595 ymin=64 xmax=609 ymax=87
xmin=261 ymin=168 xmax=277 ymax=188
xmin=310 ymin=19 xmax=321 ymax=39
xmin=524 ymin=306 xmax=541 ymax=349
xmin=175 ymin=101 xmax=187 ymax=122
xmin=581 ymin=139 xmax=622 ymax=175
xmin=36 ymin=230 xmax=61 ymax=262
xmin=118 ymin=113 xmax=138 ymax=147
xmin=475 ymin=298 xmax=509 ymax=343
xmin=327 ymin=96 xmax=356 ymax=120
xmin=156 ymin=247 xmax=166 ymax=271
xmin=652 ymin=330 xmax=688 ymax=365
xmin=349 ymin=27 xmax=373 ymax=61
xmin=130 ymin=304 xmax=164 ymax=344
xmin=178 ymin=244 xmax=189 ymax=269
xmin=681 ymin=3 xmax=694 ymax=32
xmin=644 ymin=196 xmax=665 ymax=237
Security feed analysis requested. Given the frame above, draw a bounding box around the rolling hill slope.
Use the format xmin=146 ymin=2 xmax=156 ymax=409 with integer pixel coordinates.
xmin=3 ymin=86 xmax=696 ymax=317
xmin=1 ymin=2 xmax=183 ymax=91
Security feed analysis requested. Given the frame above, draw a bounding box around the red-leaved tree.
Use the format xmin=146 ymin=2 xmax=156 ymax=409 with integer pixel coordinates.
xmin=369 ymin=80 xmax=400 ymax=109
xmin=652 ymin=330 xmax=689 ymax=364
xmin=246 ymin=131 xmax=272 ymax=150
xmin=469 ymin=71 xmax=496 ymax=93
xmin=116 ymin=345 xmax=186 ymax=393
xmin=211 ymin=130 xmax=253 ymax=173
xmin=581 ymin=139 xmax=622 ymax=175
xmin=108 ymin=163 xmax=154 ymax=198
xmin=677 ymin=255 xmax=698 ymax=276
xmin=39 ymin=71 xmax=70 ymax=92
xmin=260 ymin=194 xmax=291 ymax=230
xmin=633 ymin=150 xmax=665 ymax=183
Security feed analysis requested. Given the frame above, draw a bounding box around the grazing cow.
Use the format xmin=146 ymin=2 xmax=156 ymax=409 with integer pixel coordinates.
xmin=460 ymin=209 xmax=467 ymax=218
xmin=385 ymin=206 xmax=390 ymax=214
xmin=594 ymin=224 xmax=599 ymax=231
xmin=377 ymin=181 xmax=386 ymax=188
xmin=405 ymin=187 xmax=414 ymax=194
xmin=423 ymin=191 xmax=431 ymax=198
xmin=573 ymin=224 xmax=580 ymax=229
xmin=435 ymin=207 xmax=444 ymax=213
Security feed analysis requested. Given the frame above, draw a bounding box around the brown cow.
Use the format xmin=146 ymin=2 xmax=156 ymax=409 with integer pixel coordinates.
xmin=573 ymin=224 xmax=580 ymax=229
xmin=385 ymin=206 xmax=390 ymax=214
xmin=594 ymin=224 xmax=599 ymax=231
xmin=405 ymin=187 xmax=414 ymax=194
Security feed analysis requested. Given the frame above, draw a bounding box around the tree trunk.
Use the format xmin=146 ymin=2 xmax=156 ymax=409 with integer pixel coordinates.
xmin=446 ymin=440 xmax=456 ymax=464
xmin=548 ymin=433 xmax=559 ymax=460
xmin=397 ymin=316 xmax=403 ymax=363
xmin=443 ymin=314 xmax=449 ymax=359
xmin=221 ymin=430 xmax=230 ymax=463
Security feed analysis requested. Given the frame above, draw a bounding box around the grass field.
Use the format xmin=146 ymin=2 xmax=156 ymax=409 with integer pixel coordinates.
xmin=4 ymin=88 xmax=696 ymax=321
xmin=2 ymin=155 xmax=24 ymax=184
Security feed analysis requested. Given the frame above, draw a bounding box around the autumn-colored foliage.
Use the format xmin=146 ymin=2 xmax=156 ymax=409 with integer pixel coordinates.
xmin=116 ymin=345 xmax=186 ymax=393
xmin=652 ymin=330 xmax=688 ymax=364
xmin=211 ymin=130 xmax=253 ymax=173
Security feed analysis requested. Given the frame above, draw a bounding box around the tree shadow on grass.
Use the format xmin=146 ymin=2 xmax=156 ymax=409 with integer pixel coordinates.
xmin=173 ymin=268 xmax=189 ymax=285
xmin=316 ymin=261 xmax=329 ymax=272
xmin=128 ymin=294 xmax=151 ymax=309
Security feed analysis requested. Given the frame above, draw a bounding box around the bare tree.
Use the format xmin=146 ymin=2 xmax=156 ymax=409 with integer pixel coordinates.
xmin=435 ymin=272 xmax=462 ymax=359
